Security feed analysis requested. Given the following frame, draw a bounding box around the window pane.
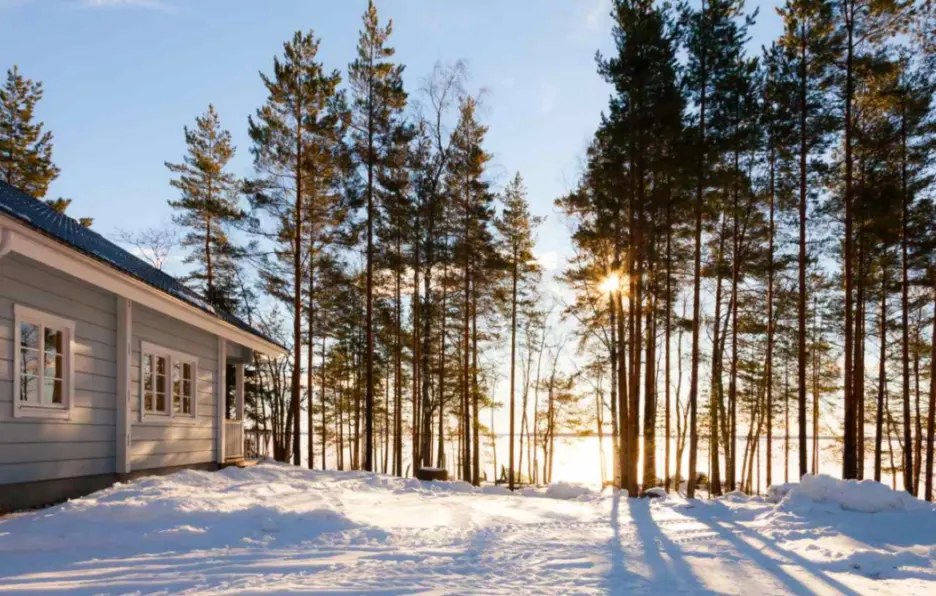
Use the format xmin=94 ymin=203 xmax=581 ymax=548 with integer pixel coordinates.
xmin=183 ymin=362 xmax=192 ymax=382
xmin=20 ymin=375 xmax=38 ymax=402
xmin=183 ymin=396 xmax=191 ymax=414
xmin=143 ymin=354 xmax=153 ymax=378
xmin=173 ymin=361 xmax=182 ymax=395
xmin=144 ymin=391 xmax=153 ymax=411
xmin=20 ymin=348 xmax=39 ymax=376
xmin=156 ymin=392 xmax=166 ymax=412
xmin=156 ymin=374 xmax=166 ymax=396
xmin=44 ymin=328 xmax=64 ymax=357
xmin=173 ymin=392 xmax=181 ymax=413
xmin=183 ymin=379 xmax=192 ymax=398
xmin=44 ymin=377 xmax=63 ymax=405
xmin=156 ymin=356 xmax=167 ymax=375
xmin=144 ymin=373 xmax=153 ymax=392
xmin=44 ymin=353 xmax=64 ymax=380
xmin=20 ymin=322 xmax=39 ymax=349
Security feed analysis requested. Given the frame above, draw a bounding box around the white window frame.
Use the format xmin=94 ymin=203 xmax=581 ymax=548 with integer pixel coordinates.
xmin=139 ymin=340 xmax=198 ymax=423
xmin=12 ymin=304 xmax=76 ymax=420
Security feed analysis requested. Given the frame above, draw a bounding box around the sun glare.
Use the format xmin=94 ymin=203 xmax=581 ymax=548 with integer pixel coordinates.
xmin=599 ymin=272 xmax=621 ymax=294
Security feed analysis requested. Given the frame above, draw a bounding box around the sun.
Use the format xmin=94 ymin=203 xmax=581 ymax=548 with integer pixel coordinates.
xmin=599 ymin=272 xmax=621 ymax=294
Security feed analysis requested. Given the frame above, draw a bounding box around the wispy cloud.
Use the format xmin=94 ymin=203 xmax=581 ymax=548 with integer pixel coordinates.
xmin=78 ymin=0 xmax=175 ymax=12
xmin=539 ymin=83 xmax=557 ymax=115
xmin=583 ymin=0 xmax=612 ymax=33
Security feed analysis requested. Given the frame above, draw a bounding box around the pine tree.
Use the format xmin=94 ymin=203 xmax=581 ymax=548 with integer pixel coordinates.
xmin=448 ymin=96 xmax=496 ymax=484
xmin=888 ymin=51 xmax=936 ymax=494
xmin=679 ymin=0 xmax=751 ymax=497
xmin=833 ymin=0 xmax=914 ymax=480
xmin=301 ymin=90 xmax=352 ymax=472
xmin=248 ymin=30 xmax=344 ymax=466
xmin=375 ymin=118 xmax=415 ymax=476
xmin=0 ymin=65 xmax=58 ymax=198
xmin=348 ymin=0 xmax=407 ymax=472
xmin=761 ymin=42 xmax=796 ymax=490
xmin=778 ymin=0 xmax=838 ymax=481
xmin=497 ymin=173 xmax=542 ymax=489
xmin=413 ymin=62 xmax=466 ymax=470
xmin=166 ymin=104 xmax=245 ymax=313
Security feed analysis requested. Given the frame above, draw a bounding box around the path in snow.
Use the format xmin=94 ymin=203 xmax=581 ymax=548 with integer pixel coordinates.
xmin=0 ymin=463 xmax=934 ymax=594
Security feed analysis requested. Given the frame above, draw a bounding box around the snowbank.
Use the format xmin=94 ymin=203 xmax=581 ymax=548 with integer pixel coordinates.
xmin=543 ymin=481 xmax=595 ymax=500
xmin=770 ymin=474 xmax=935 ymax=513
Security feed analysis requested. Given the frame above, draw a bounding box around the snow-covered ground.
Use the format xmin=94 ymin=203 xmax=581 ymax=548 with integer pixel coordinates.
xmin=1 ymin=463 xmax=935 ymax=595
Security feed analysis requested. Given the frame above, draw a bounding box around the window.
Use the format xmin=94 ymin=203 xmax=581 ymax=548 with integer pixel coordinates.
xmin=140 ymin=341 xmax=196 ymax=421
xmin=13 ymin=305 xmax=75 ymax=420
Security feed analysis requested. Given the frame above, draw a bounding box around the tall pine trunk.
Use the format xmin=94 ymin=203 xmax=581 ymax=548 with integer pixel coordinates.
xmin=842 ymin=5 xmax=858 ymax=480
xmin=665 ymin=199 xmax=673 ymax=491
xmin=687 ymin=0 xmax=707 ymax=499
xmin=462 ymin=194 xmax=472 ymax=482
xmin=710 ymin=220 xmax=726 ymax=496
xmin=797 ymin=31 xmax=809 ymax=480
xmin=437 ymin=257 xmax=449 ymax=470
xmin=395 ymin=236 xmax=404 ymax=476
xmin=472 ymin=286 xmax=481 ymax=485
xmin=307 ymin=252 xmax=316 ymax=469
xmin=924 ymin=279 xmax=936 ymax=501
xmin=321 ymin=336 xmax=328 ymax=469
xmin=766 ymin=130 xmax=776 ymax=488
xmin=609 ymin=293 xmax=620 ymax=487
xmin=629 ymin=216 xmax=643 ymax=495
xmin=900 ymin=100 xmax=914 ymax=494
xmin=508 ymin=245 xmax=519 ymax=490
xmin=412 ymin=210 xmax=422 ymax=475
xmin=364 ymin=64 xmax=376 ymax=471
xmin=855 ymin=238 xmax=866 ymax=480
xmin=643 ymin=249 xmax=657 ymax=489
xmin=291 ymin=107 xmax=304 ymax=466
xmin=875 ymin=264 xmax=887 ymax=482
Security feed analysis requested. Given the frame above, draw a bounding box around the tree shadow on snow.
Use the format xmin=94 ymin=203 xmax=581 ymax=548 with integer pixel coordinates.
xmin=628 ymin=500 xmax=714 ymax=593
xmin=685 ymin=504 xmax=863 ymax=596
xmin=606 ymin=493 xmax=712 ymax=593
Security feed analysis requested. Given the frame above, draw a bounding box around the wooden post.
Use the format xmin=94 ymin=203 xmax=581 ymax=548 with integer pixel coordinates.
xmin=217 ymin=337 xmax=226 ymax=464
xmin=116 ymin=297 xmax=132 ymax=474
xmin=236 ymin=363 xmax=245 ymax=421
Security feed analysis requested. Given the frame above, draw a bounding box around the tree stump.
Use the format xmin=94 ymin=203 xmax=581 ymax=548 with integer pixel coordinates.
xmin=415 ymin=467 xmax=449 ymax=482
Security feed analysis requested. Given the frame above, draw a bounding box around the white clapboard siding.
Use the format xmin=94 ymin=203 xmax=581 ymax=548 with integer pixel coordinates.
xmin=0 ymin=254 xmax=119 ymax=485
xmin=129 ymin=305 xmax=219 ymax=469
xmin=0 ymin=459 xmax=115 ymax=485
xmin=130 ymin=450 xmax=215 ymax=471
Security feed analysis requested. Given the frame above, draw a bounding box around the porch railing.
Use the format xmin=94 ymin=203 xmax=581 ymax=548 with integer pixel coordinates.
xmin=224 ymin=420 xmax=244 ymax=461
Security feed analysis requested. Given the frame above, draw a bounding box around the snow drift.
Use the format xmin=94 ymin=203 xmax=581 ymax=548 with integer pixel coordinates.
xmin=769 ymin=474 xmax=936 ymax=513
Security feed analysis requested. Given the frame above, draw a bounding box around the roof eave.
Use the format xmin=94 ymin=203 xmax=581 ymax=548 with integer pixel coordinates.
xmin=0 ymin=216 xmax=286 ymax=358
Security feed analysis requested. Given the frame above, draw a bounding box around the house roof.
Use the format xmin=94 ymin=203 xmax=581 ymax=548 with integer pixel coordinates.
xmin=0 ymin=180 xmax=284 ymax=352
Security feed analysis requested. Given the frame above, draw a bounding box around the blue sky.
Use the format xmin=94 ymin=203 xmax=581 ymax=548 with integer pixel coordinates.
xmin=1 ymin=0 xmax=782 ymax=276
xmin=0 ymin=0 xmax=625 ymax=270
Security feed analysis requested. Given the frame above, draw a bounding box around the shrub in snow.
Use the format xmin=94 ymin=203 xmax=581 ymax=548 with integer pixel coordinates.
xmin=644 ymin=487 xmax=667 ymax=499
xmin=543 ymin=481 xmax=594 ymax=500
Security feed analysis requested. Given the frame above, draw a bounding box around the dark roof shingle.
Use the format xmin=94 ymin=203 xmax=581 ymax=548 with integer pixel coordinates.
xmin=0 ymin=181 xmax=283 ymax=351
